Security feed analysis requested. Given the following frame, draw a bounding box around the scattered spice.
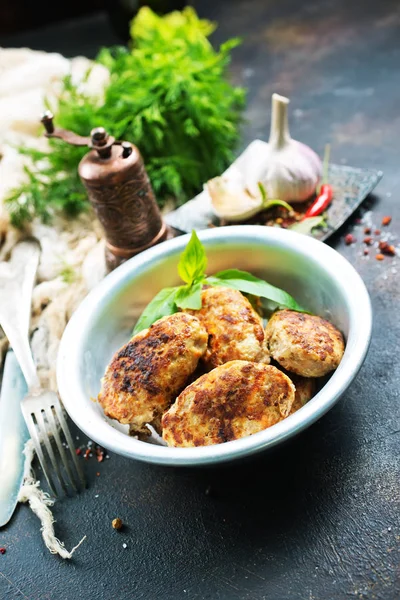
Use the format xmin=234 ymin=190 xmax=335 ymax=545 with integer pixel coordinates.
xmin=0 ymin=548 xmax=6 ymax=555
xmin=122 ymin=543 xmax=128 ymax=549
xmin=96 ymin=447 xmax=105 ymax=463
xmin=112 ymin=518 xmax=123 ymax=530
xmin=75 ymin=439 xmax=108 ymax=463
xmin=96 ymin=472 xmax=100 ymax=477
xmin=344 ymin=234 xmax=356 ymax=245
xmin=379 ymin=241 xmax=396 ymax=256
xmin=357 ymin=210 xmax=398 ymax=263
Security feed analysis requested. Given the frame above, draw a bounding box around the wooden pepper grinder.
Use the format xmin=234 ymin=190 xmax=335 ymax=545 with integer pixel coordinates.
xmin=41 ymin=111 xmax=168 ymax=270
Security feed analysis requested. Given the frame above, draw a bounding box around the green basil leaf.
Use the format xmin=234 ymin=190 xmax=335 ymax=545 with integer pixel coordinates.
xmin=206 ymin=269 xmax=305 ymax=312
xmin=290 ymin=216 xmax=327 ymax=236
xmin=174 ymin=282 xmax=203 ymax=310
xmin=133 ymin=287 xmax=179 ymax=334
xmin=178 ymin=230 xmax=207 ymax=285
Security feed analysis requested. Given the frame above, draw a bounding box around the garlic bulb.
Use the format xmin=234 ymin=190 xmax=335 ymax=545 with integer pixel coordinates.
xmin=247 ymin=93 xmax=322 ymax=203
xmin=207 ymin=166 xmax=293 ymax=222
xmin=206 ymin=166 xmax=263 ymax=222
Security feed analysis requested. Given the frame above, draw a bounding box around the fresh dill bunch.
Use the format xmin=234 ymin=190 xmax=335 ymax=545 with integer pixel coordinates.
xmin=5 ymin=7 xmax=246 ymax=227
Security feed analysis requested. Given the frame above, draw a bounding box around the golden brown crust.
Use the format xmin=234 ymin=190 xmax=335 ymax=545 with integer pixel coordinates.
xmin=185 ymin=286 xmax=270 ymax=370
xmin=289 ymin=373 xmax=316 ymax=414
xmin=98 ymin=313 xmax=208 ymax=434
xmin=265 ymin=310 xmax=345 ymax=377
xmin=162 ymin=361 xmax=295 ymax=447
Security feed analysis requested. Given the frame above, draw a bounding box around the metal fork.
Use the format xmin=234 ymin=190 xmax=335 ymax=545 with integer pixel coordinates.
xmin=0 ymin=239 xmax=85 ymax=496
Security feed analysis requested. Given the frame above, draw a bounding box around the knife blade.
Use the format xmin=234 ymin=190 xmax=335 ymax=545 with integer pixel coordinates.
xmin=0 ymin=349 xmax=29 ymax=528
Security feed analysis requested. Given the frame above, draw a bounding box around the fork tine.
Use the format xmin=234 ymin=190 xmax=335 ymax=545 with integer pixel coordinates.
xmin=23 ymin=411 xmax=58 ymax=497
xmin=35 ymin=409 xmax=67 ymax=496
xmin=45 ymin=406 xmax=78 ymax=493
xmin=53 ymin=402 xmax=86 ymax=490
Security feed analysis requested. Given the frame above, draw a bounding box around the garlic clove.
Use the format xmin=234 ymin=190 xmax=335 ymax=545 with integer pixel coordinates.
xmin=246 ymin=93 xmax=322 ymax=203
xmin=206 ymin=166 xmax=263 ymax=222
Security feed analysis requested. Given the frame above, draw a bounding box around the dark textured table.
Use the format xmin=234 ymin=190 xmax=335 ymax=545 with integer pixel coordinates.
xmin=1 ymin=2 xmax=400 ymax=599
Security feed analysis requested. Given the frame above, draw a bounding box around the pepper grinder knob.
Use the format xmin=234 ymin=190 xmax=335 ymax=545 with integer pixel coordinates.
xmin=41 ymin=110 xmax=55 ymax=134
xmin=90 ymin=127 xmax=113 ymax=159
xmin=121 ymin=142 xmax=132 ymax=158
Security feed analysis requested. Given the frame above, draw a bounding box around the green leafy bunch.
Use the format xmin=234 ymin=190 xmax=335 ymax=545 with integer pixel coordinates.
xmin=6 ymin=7 xmax=246 ymax=227
xmin=133 ymin=231 xmax=305 ymax=333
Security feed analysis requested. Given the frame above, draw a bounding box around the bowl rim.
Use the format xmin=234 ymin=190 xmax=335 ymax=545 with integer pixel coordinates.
xmin=57 ymin=226 xmax=372 ymax=466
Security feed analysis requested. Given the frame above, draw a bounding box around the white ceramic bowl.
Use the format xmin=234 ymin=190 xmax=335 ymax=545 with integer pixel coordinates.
xmin=57 ymin=226 xmax=372 ymax=466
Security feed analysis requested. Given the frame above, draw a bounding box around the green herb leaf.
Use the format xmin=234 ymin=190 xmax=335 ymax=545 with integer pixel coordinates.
xmin=207 ymin=269 xmax=305 ymax=312
xmin=133 ymin=237 xmax=305 ymax=333
xmin=258 ymin=182 xmax=267 ymax=202
xmin=133 ymin=287 xmax=179 ymax=334
xmin=257 ymin=183 xmax=292 ymax=212
xmin=178 ymin=231 xmax=207 ymax=285
xmin=60 ymin=264 xmax=76 ymax=284
xmin=290 ymin=216 xmax=327 ymax=236
xmin=174 ymin=282 xmax=203 ymax=310
xmin=263 ymin=199 xmax=293 ymax=212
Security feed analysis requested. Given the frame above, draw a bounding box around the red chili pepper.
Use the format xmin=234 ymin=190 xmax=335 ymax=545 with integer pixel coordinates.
xmin=304 ymin=184 xmax=333 ymax=219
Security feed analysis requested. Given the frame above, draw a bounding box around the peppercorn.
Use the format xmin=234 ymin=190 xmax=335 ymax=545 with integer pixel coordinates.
xmin=375 ymin=229 xmax=381 ymax=235
xmin=364 ymin=227 xmax=371 ymax=234
xmin=95 ymin=446 xmax=105 ymax=462
xmin=363 ymin=236 xmax=373 ymax=245
xmin=112 ymin=518 xmax=123 ymax=530
xmin=76 ymin=448 xmax=82 ymax=456
xmin=363 ymin=249 xmax=369 ymax=256
xmin=382 ymin=216 xmax=392 ymax=226
xmin=0 ymin=548 xmax=6 ymax=555
xmin=378 ymin=241 xmax=396 ymax=256
xmin=344 ymin=234 xmax=356 ymax=245
xmin=376 ymin=254 xmax=384 ymax=261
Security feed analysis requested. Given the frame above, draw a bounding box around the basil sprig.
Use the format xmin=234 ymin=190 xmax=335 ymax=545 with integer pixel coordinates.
xmin=206 ymin=269 xmax=303 ymax=311
xmin=133 ymin=231 xmax=305 ymax=334
xmin=133 ymin=231 xmax=206 ymax=333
